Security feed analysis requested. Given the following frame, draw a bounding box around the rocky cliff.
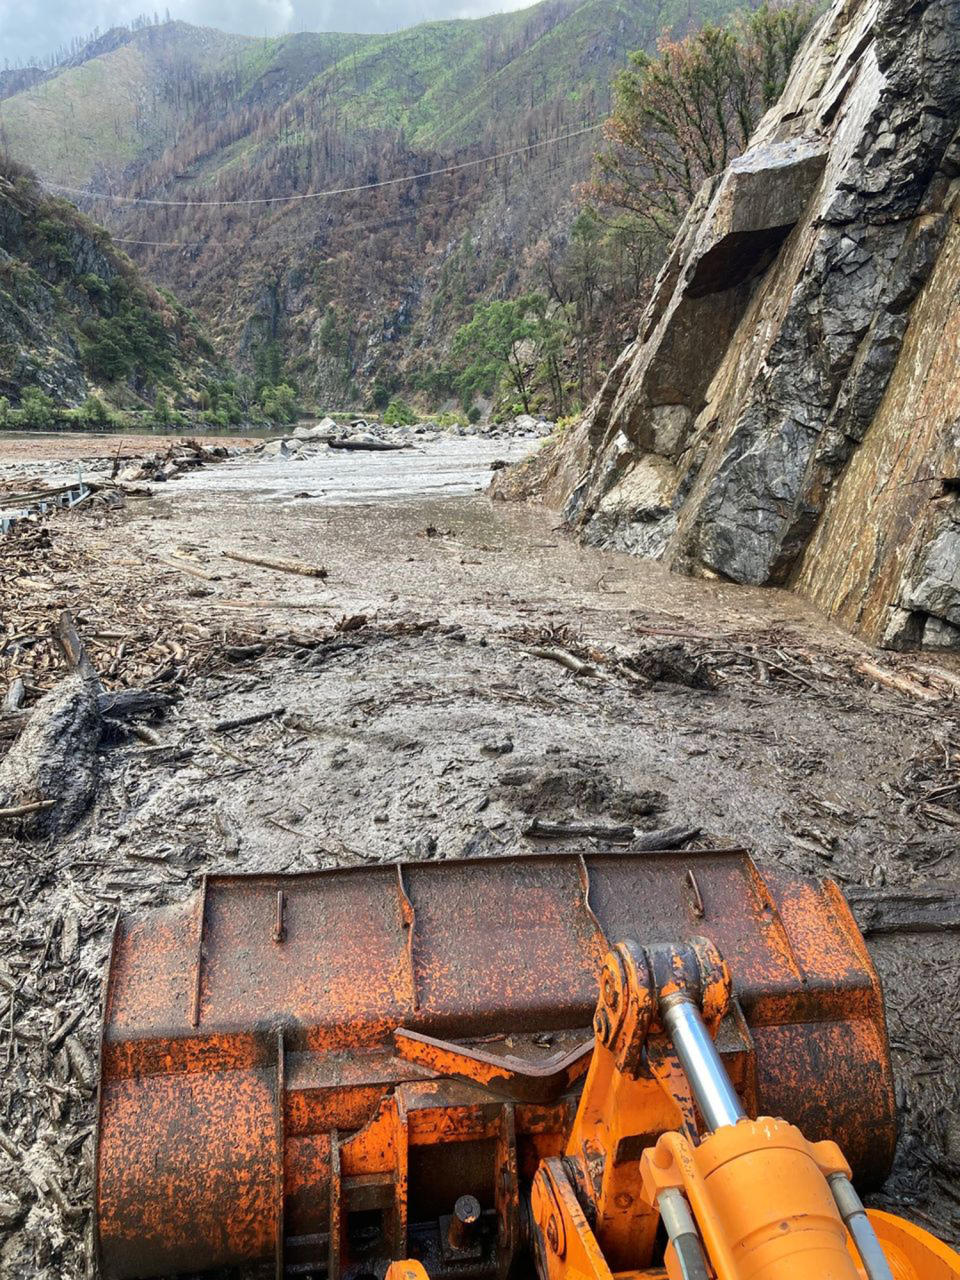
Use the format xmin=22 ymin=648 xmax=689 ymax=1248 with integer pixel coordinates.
xmin=496 ymin=0 xmax=960 ymax=650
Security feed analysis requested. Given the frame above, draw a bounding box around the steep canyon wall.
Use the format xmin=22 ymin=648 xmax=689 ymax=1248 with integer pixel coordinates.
xmin=496 ymin=0 xmax=960 ymax=649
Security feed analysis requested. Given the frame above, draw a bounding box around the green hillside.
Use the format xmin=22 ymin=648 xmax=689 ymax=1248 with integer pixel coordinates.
xmin=0 ymin=22 xmax=369 ymax=186
xmin=0 ymin=154 xmax=223 ymax=412
xmin=0 ymin=0 xmax=744 ymax=414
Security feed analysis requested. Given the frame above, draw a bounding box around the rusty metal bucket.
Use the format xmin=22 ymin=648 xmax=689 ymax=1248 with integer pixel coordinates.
xmin=95 ymin=848 xmax=896 ymax=1279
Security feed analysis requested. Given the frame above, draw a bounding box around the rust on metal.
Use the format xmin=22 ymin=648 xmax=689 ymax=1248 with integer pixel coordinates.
xmin=189 ymin=872 xmax=207 ymax=1029
xmin=96 ymin=848 xmax=898 ymax=1280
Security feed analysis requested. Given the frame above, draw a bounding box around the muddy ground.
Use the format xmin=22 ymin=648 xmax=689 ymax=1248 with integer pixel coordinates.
xmin=0 ymin=437 xmax=958 ymax=1279
xmin=0 ymin=432 xmax=256 ymax=467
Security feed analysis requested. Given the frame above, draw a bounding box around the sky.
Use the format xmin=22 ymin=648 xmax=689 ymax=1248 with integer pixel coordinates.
xmin=1 ymin=0 xmax=534 ymax=67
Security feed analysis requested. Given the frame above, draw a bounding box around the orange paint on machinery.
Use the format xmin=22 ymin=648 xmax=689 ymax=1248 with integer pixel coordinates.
xmin=93 ymin=849 xmax=956 ymax=1280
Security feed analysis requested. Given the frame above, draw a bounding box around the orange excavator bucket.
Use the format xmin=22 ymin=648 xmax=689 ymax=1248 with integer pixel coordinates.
xmin=94 ymin=848 xmax=899 ymax=1280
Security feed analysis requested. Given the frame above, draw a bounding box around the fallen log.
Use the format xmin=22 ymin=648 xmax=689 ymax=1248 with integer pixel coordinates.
xmin=1 ymin=687 xmax=172 ymax=744
xmin=854 ymin=658 xmax=941 ymax=703
xmin=633 ymin=825 xmax=703 ymax=851
xmin=327 ymin=436 xmax=409 ymax=452
xmin=222 ymin=550 xmax=328 ymax=579
xmin=525 ymin=646 xmax=597 ymax=677
xmin=524 ymin=819 xmax=636 ymax=841
xmin=97 ymin=689 xmax=176 ymax=719
xmin=0 ymin=673 xmax=101 ymax=837
xmin=908 ymin=661 xmax=960 ymax=700
xmin=847 ymin=885 xmax=960 ymax=934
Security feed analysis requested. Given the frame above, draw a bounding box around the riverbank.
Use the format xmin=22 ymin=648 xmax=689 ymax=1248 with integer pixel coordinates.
xmin=0 ymin=439 xmax=958 ymax=1277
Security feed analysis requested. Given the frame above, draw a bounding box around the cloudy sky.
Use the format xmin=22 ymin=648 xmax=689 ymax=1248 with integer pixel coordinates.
xmin=1 ymin=0 xmax=534 ymax=67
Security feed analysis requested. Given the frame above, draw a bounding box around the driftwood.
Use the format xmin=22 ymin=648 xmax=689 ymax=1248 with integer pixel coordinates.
xmin=2 ymin=678 xmax=24 ymax=714
xmin=162 ymin=556 xmax=220 ymax=583
xmin=0 ymin=799 xmax=55 ymax=819
xmin=53 ymin=610 xmax=101 ymax=686
xmin=632 ymin=826 xmax=703 ymax=851
xmin=1 ymin=688 xmax=172 ymax=743
xmin=855 ymin=658 xmax=941 ymax=703
xmin=327 ymin=437 xmax=408 ymax=452
xmin=525 ymin=819 xmax=636 ymax=841
xmin=214 ymin=707 xmax=286 ymax=733
xmin=222 ymin=551 xmax=328 ymax=579
xmin=847 ymin=885 xmax=960 ymax=934
xmin=526 ymin=646 xmax=597 ymax=677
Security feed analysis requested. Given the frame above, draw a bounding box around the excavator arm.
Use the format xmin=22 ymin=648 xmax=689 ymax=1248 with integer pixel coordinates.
xmin=393 ymin=937 xmax=959 ymax=1280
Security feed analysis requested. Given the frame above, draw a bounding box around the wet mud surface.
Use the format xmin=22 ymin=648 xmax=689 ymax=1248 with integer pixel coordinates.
xmin=0 ymin=440 xmax=958 ymax=1278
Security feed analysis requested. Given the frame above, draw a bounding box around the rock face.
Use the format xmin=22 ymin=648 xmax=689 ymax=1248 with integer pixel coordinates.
xmin=495 ymin=0 xmax=960 ymax=649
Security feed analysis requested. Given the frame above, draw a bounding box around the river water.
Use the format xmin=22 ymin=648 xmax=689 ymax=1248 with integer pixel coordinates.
xmin=171 ymin=434 xmax=539 ymax=506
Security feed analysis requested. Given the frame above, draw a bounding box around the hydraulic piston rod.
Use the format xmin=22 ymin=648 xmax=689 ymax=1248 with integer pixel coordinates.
xmin=660 ymin=995 xmax=746 ymax=1132
xmin=660 ymin=987 xmax=896 ymax=1280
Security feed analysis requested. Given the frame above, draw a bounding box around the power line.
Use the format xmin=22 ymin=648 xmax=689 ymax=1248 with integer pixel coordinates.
xmin=114 ymin=237 xmax=202 ymax=247
xmin=110 ymin=186 xmax=485 ymax=251
xmin=40 ymin=120 xmax=604 ymax=210
xmin=108 ymin=185 xmax=496 ymax=249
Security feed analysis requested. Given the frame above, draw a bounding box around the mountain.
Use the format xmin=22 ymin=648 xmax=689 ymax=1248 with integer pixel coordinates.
xmin=0 ymin=153 xmax=223 ymax=412
xmin=0 ymin=0 xmax=741 ymax=413
xmin=494 ymin=0 xmax=960 ymax=652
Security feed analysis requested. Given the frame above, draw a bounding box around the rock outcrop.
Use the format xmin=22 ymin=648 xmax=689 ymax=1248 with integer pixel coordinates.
xmin=495 ymin=0 xmax=960 ymax=650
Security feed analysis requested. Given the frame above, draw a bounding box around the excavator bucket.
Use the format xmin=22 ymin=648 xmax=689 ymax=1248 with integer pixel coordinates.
xmin=94 ymin=848 xmax=897 ymax=1280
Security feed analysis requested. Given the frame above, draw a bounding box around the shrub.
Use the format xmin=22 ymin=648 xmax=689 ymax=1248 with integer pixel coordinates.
xmin=19 ymin=386 xmax=56 ymax=428
xmin=370 ymin=380 xmax=392 ymax=411
xmin=80 ymin=395 xmax=109 ymax=426
xmin=467 ymin=405 xmax=482 ymax=424
xmin=154 ymin=393 xmax=172 ymax=425
xmin=80 ymin=273 xmax=109 ymax=302
xmin=383 ymin=398 xmax=417 ymax=427
xmin=83 ymin=280 xmax=174 ymax=383
xmin=260 ymin=382 xmax=298 ymax=424
xmin=0 ymin=396 xmax=8 ymax=427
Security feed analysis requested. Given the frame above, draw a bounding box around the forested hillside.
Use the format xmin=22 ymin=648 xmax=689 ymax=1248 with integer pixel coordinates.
xmin=0 ymin=154 xmax=225 ymax=421
xmin=0 ymin=0 xmax=745 ymax=416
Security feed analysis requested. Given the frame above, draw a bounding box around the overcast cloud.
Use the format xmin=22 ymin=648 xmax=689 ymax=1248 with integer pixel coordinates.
xmin=1 ymin=0 xmax=533 ymax=67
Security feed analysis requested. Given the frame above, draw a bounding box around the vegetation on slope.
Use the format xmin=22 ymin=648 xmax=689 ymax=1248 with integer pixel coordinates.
xmin=0 ymin=0 xmax=817 ymax=424
xmin=0 ymin=153 xmax=230 ymax=423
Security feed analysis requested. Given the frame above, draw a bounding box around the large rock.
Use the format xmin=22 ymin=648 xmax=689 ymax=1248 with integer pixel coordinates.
xmin=494 ymin=0 xmax=960 ymax=649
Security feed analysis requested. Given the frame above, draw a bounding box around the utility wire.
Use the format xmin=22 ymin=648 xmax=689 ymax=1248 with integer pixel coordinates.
xmin=41 ymin=120 xmax=604 ymax=209
xmin=110 ymin=187 xmax=489 ymax=250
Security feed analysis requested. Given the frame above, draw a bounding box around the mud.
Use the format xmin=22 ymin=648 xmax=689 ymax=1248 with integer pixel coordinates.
xmin=0 ymin=431 xmax=257 ymax=467
xmin=0 ymin=438 xmax=957 ymax=1279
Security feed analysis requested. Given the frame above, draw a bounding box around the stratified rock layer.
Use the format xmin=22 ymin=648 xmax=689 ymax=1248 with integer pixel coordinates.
xmin=495 ymin=0 xmax=960 ymax=649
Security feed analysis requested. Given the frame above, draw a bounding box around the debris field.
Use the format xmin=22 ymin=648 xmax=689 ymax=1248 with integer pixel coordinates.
xmin=0 ymin=438 xmax=958 ymax=1279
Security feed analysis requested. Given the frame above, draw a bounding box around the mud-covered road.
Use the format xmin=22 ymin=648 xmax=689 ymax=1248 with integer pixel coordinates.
xmin=1 ymin=435 xmax=958 ymax=1279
